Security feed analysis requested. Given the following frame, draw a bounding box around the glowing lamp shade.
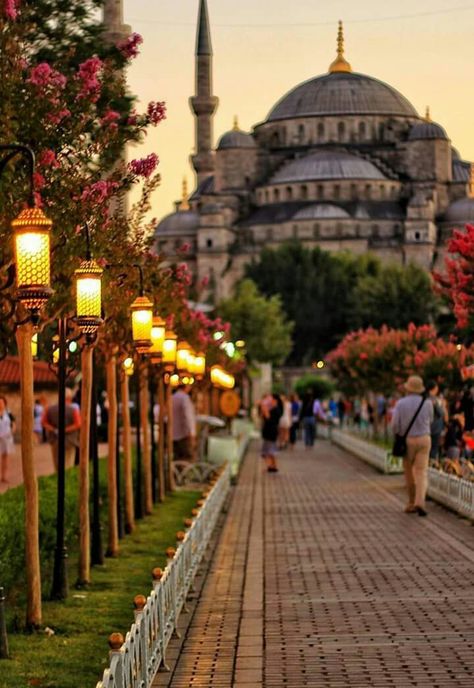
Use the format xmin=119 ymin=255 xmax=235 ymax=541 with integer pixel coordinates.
xmin=123 ymin=356 xmax=134 ymax=376
xmin=187 ymin=351 xmax=196 ymax=375
xmin=130 ymin=294 xmax=153 ymax=353
xmin=31 ymin=333 xmax=38 ymax=359
xmin=162 ymin=331 xmax=177 ymax=371
xmin=210 ymin=365 xmax=235 ymax=389
xmin=149 ymin=316 xmax=166 ymax=362
xmin=75 ymin=259 xmax=103 ymax=335
xmin=169 ymin=373 xmax=180 ymax=388
xmin=12 ymin=207 xmax=53 ymax=317
xmin=194 ymin=352 xmax=206 ymax=379
xmin=176 ymin=340 xmax=191 ymax=372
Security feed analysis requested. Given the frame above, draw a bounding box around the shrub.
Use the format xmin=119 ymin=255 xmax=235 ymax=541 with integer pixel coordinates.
xmin=294 ymin=374 xmax=335 ymax=399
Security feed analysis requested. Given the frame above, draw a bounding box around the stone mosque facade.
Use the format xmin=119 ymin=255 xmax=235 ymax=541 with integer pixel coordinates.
xmin=155 ymin=1 xmax=474 ymax=301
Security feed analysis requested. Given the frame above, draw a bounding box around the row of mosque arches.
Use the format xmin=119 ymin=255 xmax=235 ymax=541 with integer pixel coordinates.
xmin=253 ymin=221 xmax=403 ymax=243
xmin=256 ymin=180 xmax=400 ymax=205
xmin=267 ymin=118 xmax=397 ymax=148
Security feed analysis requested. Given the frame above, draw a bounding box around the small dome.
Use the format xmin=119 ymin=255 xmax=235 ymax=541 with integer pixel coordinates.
xmin=155 ymin=210 xmax=200 ymax=237
xmin=293 ymin=204 xmax=350 ymax=220
xmin=408 ymin=121 xmax=448 ymax=141
xmin=270 ymin=150 xmax=386 ymax=184
xmin=444 ymin=198 xmax=474 ymax=224
xmin=217 ymin=129 xmax=256 ymax=150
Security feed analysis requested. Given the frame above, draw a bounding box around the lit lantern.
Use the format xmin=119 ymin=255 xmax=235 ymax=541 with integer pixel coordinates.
xmin=162 ymin=331 xmax=177 ymax=372
xmin=75 ymin=259 xmax=103 ymax=336
xmin=130 ymin=294 xmax=153 ymax=354
xmin=169 ymin=373 xmax=180 ymax=388
xmin=31 ymin=333 xmax=38 ymax=359
xmin=53 ymin=346 xmax=59 ymax=364
xmin=123 ymin=356 xmax=134 ymax=376
xmin=193 ymin=352 xmax=206 ymax=380
xmin=12 ymin=207 xmax=53 ymax=320
xmin=149 ymin=316 xmax=166 ymax=363
xmin=187 ymin=350 xmax=196 ymax=375
xmin=210 ymin=365 xmax=223 ymax=387
xmin=176 ymin=340 xmax=191 ymax=372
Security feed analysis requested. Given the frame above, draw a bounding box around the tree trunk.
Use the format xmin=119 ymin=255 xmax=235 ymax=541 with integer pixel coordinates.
xmin=106 ymin=353 xmax=119 ymax=556
xmin=77 ymin=345 xmax=93 ymax=586
xmin=16 ymin=323 xmax=42 ymax=628
xmin=157 ymin=375 xmax=166 ymax=502
xmin=120 ymin=370 xmax=134 ymax=533
xmin=140 ymin=366 xmax=153 ymax=514
xmin=166 ymin=382 xmax=175 ymax=491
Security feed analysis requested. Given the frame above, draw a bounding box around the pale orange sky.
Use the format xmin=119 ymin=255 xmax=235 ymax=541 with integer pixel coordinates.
xmin=124 ymin=0 xmax=474 ymax=222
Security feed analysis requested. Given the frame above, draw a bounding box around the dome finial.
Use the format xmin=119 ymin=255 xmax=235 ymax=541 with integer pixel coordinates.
xmin=329 ymin=20 xmax=352 ymax=74
xmin=180 ymin=176 xmax=190 ymax=211
xmin=233 ymin=115 xmax=239 ymax=131
xmin=425 ymin=106 xmax=431 ymax=122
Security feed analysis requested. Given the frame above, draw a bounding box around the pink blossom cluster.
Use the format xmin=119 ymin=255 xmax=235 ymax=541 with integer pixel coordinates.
xmin=3 ymin=0 xmax=20 ymax=20
xmin=147 ymin=101 xmax=166 ymax=125
xmin=77 ymin=56 xmax=103 ymax=102
xmin=38 ymin=149 xmax=60 ymax=169
xmin=46 ymin=108 xmax=71 ymax=125
xmin=117 ymin=32 xmax=143 ymax=59
xmin=81 ymin=179 xmax=119 ymax=205
xmin=177 ymin=242 xmax=190 ymax=254
xmin=129 ymin=153 xmax=159 ymax=178
xmin=28 ymin=63 xmax=67 ymax=90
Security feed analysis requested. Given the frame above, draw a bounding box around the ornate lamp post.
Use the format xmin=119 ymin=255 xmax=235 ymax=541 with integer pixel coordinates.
xmin=130 ymin=273 xmax=153 ymax=519
xmin=0 ymin=144 xmax=54 ymax=629
xmin=162 ymin=330 xmax=177 ymax=491
xmin=148 ymin=316 xmax=165 ymax=503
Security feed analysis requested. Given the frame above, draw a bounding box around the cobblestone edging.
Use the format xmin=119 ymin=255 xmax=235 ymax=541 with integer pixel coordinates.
xmin=320 ymin=425 xmax=474 ymax=520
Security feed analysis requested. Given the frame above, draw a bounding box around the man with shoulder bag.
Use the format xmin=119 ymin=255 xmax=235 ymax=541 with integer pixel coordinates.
xmin=391 ymin=376 xmax=433 ymax=516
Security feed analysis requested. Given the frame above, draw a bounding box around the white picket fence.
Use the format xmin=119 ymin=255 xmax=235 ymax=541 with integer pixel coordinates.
xmin=320 ymin=425 xmax=474 ymax=520
xmin=96 ymin=462 xmax=232 ymax=688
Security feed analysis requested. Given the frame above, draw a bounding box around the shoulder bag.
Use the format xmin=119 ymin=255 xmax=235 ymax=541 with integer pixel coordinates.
xmin=392 ymin=396 xmax=426 ymax=457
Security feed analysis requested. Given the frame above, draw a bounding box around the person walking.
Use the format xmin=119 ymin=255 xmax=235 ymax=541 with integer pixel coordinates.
xmin=0 ymin=395 xmax=14 ymax=483
xmin=289 ymin=393 xmax=301 ymax=448
xmin=261 ymin=393 xmax=283 ymax=472
xmin=172 ymin=384 xmax=196 ymax=461
xmin=278 ymin=394 xmax=292 ymax=449
xmin=300 ymin=392 xmax=316 ymax=448
xmin=392 ymin=375 xmax=433 ymax=516
xmin=33 ymin=398 xmax=45 ymax=443
xmin=426 ymin=380 xmax=446 ymax=460
xmin=42 ymin=388 xmax=81 ymax=471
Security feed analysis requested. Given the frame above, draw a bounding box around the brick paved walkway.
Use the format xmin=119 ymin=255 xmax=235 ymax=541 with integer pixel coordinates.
xmin=155 ymin=440 xmax=474 ymax=687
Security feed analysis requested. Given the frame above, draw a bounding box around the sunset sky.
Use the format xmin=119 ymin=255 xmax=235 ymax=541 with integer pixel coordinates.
xmin=124 ymin=0 xmax=474 ymax=222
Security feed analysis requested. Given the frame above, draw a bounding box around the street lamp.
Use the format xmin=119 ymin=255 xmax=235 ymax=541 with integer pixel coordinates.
xmin=148 ymin=315 xmax=165 ymax=503
xmin=130 ymin=295 xmax=153 ymax=354
xmin=193 ymin=352 xmax=206 ymax=380
xmin=176 ymin=340 xmax=191 ymax=373
xmin=162 ymin=330 xmax=177 ymax=372
xmin=75 ymin=259 xmax=103 ymax=338
xmin=149 ymin=316 xmax=165 ymax=363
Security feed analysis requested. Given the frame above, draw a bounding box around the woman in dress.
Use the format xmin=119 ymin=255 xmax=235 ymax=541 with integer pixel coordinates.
xmin=0 ymin=395 xmax=14 ymax=483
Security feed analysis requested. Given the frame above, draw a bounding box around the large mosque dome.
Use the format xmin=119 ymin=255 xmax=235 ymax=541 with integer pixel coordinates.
xmin=267 ymin=71 xmax=418 ymax=122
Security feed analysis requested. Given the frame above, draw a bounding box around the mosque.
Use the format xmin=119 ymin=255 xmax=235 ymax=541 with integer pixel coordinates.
xmin=155 ymin=0 xmax=474 ymax=301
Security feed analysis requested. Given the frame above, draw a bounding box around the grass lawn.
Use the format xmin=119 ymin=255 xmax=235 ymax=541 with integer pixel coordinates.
xmin=0 ymin=489 xmax=199 ymax=688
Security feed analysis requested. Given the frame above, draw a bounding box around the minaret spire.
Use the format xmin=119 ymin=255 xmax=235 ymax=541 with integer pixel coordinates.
xmin=189 ymin=0 xmax=219 ymax=185
xmin=329 ymin=21 xmax=352 ymax=74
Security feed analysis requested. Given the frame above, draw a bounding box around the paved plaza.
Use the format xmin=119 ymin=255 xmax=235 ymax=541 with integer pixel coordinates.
xmin=155 ymin=440 xmax=474 ymax=688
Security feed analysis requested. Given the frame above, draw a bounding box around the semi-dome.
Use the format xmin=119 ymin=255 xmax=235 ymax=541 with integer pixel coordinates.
xmin=267 ymin=71 xmax=418 ymax=122
xmin=270 ymin=150 xmax=386 ymax=184
xmin=155 ymin=210 xmax=200 ymax=236
xmin=293 ymin=204 xmax=350 ymax=220
xmin=409 ymin=121 xmax=448 ymax=141
xmin=444 ymin=198 xmax=474 ymax=224
xmin=218 ymin=127 xmax=256 ymax=150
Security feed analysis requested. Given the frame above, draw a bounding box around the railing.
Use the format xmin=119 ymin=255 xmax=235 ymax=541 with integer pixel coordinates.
xmin=96 ymin=461 xmax=232 ymax=688
xmin=321 ymin=425 xmax=474 ymax=520
xmin=319 ymin=424 xmax=403 ymax=474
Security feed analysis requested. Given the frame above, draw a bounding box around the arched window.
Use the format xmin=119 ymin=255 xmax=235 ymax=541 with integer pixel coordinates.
xmin=266 ymin=227 xmax=273 ymax=241
xmin=372 ymin=224 xmax=379 ymax=238
xmin=300 ymin=185 xmax=308 ymax=200
xmin=365 ymin=184 xmax=372 ymax=200
xmin=313 ymin=223 xmax=320 ymax=238
xmin=274 ymin=188 xmax=280 ymax=202
xmin=265 ymin=190 xmax=269 ymax=203
xmin=317 ymin=184 xmax=324 ymax=200
xmin=414 ymin=231 xmax=421 ymax=241
xmin=271 ymin=131 xmax=280 ymax=147
xmin=359 ymin=121 xmax=366 ymax=139
xmin=334 ymin=184 xmax=340 ymax=200
xmin=286 ymin=186 xmax=293 ymax=200
xmin=298 ymin=124 xmax=305 ymax=144
xmin=338 ymin=121 xmax=345 ymax=140
xmin=317 ymin=122 xmax=325 ymax=140
xmin=380 ymin=185 xmax=386 ymax=199
xmin=350 ymin=183 xmax=358 ymax=200
xmin=292 ymin=225 xmax=298 ymax=238
xmin=206 ymin=238 xmax=213 ymax=248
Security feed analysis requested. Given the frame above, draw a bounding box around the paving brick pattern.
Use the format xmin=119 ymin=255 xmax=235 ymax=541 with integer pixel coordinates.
xmin=156 ymin=441 xmax=474 ymax=687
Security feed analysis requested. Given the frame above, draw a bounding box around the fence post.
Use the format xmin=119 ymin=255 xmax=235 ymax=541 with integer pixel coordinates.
xmin=108 ymin=633 xmax=124 ymax=688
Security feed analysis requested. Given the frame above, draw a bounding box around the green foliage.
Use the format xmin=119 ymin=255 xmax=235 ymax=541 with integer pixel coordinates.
xmin=294 ymin=374 xmax=335 ymax=399
xmin=245 ymin=242 xmax=439 ymax=365
xmin=0 ymin=487 xmax=199 ymax=688
xmin=217 ymin=279 xmax=293 ymax=365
